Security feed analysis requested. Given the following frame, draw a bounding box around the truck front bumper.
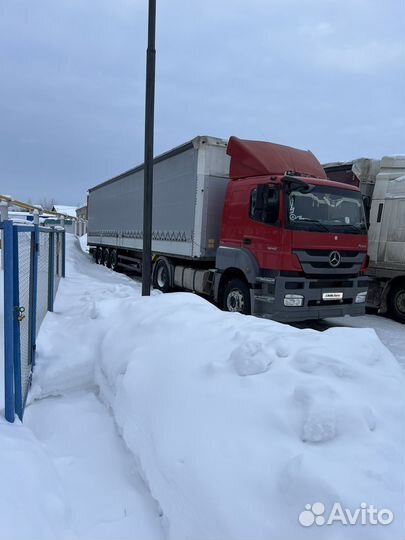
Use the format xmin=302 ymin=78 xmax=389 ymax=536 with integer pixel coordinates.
xmin=252 ymin=275 xmax=369 ymax=323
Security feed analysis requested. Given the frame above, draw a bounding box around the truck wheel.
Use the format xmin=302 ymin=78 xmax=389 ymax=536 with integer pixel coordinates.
xmin=153 ymin=259 xmax=171 ymax=292
xmin=388 ymin=282 xmax=405 ymax=323
xmin=223 ymin=279 xmax=251 ymax=315
xmin=110 ymin=249 xmax=118 ymax=271
xmin=96 ymin=247 xmax=103 ymax=265
xmin=102 ymin=248 xmax=110 ymax=267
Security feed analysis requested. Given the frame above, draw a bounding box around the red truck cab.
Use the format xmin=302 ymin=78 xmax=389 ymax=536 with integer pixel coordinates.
xmin=215 ymin=137 xmax=369 ymax=321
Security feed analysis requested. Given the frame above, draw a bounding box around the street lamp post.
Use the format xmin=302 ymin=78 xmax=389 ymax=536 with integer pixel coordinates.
xmin=142 ymin=0 xmax=156 ymax=296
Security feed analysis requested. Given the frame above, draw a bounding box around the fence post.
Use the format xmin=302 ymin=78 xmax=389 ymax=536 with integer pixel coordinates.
xmin=55 ymin=232 xmax=60 ymax=277
xmin=48 ymin=230 xmax=55 ymax=312
xmin=61 ymin=229 xmax=66 ymax=278
xmin=12 ymin=226 xmax=23 ymax=421
xmin=0 ymin=201 xmax=9 ymax=271
xmin=29 ymin=223 xmax=39 ymax=367
xmin=3 ymin=220 xmax=15 ymax=422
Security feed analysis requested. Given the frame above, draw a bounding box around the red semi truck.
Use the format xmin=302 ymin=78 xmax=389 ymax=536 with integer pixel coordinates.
xmin=88 ymin=136 xmax=369 ymax=322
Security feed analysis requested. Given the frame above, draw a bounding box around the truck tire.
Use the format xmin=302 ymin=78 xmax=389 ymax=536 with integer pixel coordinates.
xmin=110 ymin=249 xmax=118 ymax=271
xmin=96 ymin=246 xmax=103 ymax=265
xmin=387 ymin=282 xmax=405 ymax=323
xmin=223 ymin=278 xmax=251 ymax=315
xmin=153 ymin=259 xmax=171 ymax=292
xmin=102 ymin=248 xmax=110 ymax=267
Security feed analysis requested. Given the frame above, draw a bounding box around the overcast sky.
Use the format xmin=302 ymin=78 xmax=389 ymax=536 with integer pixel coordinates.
xmin=1 ymin=0 xmax=404 ymax=205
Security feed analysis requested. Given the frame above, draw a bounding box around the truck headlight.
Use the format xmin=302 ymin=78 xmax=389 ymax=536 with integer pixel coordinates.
xmin=355 ymin=291 xmax=367 ymax=303
xmin=284 ymin=294 xmax=304 ymax=307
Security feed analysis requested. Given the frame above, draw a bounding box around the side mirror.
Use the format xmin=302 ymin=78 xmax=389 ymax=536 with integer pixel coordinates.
xmin=362 ymin=195 xmax=371 ymax=210
xmin=362 ymin=195 xmax=371 ymax=228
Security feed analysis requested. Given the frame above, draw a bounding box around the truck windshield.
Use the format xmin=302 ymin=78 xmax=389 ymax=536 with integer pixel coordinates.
xmin=286 ymin=185 xmax=367 ymax=233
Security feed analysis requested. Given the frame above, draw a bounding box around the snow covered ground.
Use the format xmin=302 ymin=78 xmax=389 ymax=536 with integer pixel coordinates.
xmin=1 ymin=235 xmax=404 ymax=540
xmin=24 ymin=238 xmax=164 ymax=540
xmin=324 ymin=315 xmax=405 ymax=368
xmin=0 ymin=237 xmax=164 ymax=540
xmin=25 ymin=391 xmax=163 ymax=540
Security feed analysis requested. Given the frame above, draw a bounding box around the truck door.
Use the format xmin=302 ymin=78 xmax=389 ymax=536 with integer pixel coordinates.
xmin=243 ymin=184 xmax=282 ymax=269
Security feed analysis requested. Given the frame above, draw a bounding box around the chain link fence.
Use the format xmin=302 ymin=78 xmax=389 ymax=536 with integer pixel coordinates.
xmin=16 ymin=231 xmax=33 ymax=411
xmin=1 ymin=221 xmax=65 ymax=421
xmin=36 ymin=232 xmax=50 ymax=332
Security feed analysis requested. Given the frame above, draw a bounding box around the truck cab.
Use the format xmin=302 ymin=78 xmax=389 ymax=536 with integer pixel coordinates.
xmin=216 ymin=137 xmax=369 ymax=322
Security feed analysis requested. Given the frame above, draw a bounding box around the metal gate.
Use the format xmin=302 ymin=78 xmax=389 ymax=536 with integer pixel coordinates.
xmin=1 ymin=220 xmax=65 ymax=421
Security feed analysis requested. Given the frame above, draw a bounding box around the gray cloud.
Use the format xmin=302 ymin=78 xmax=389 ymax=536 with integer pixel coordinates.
xmin=0 ymin=0 xmax=404 ymax=204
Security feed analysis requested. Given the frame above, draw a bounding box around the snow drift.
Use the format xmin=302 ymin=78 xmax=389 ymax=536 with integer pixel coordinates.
xmin=0 ymin=417 xmax=71 ymax=540
xmin=95 ymin=292 xmax=405 ymax=540
xmin=19 ymin=237 xmax=405 ymax=540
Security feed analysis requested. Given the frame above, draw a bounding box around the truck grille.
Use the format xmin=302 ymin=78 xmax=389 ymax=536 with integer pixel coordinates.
xmin=303 ymin=249 xmax=360 ymax=258
xmin=294 ymin=249 xmax=365 ymax=276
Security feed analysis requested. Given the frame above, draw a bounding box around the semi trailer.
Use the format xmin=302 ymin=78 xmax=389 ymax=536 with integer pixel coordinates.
xmin=325 ymin=156 xmax=405 ymax=322
xmin=87 ymin=136 xmax=369 ymax=322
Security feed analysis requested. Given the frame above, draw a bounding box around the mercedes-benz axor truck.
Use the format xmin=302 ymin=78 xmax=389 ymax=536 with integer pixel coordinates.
xmin=87 ymin=136 xmax=369 ymax=322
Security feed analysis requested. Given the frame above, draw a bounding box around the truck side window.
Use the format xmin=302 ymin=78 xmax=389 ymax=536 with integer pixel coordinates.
xmin=250 ymin=189 xmax=258 ymax=219
xmin=250 ymin=187 xmax=279 ymax=224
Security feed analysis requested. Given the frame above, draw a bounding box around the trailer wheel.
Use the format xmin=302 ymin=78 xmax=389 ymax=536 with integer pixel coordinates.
xmin=96 ymin=247 xmax=103 ymax=265
xmin=223 ymin=279 xmax=251 ymax=315
xmin=153 ymin=259 xmax=171 ymax=292
xmin=110 ymin=249 xmax=118 ymax=271
xmin=102 ymin=248 xmax=110 ymax=267
xmin=387 ymin=282 xmax=405 ymax=323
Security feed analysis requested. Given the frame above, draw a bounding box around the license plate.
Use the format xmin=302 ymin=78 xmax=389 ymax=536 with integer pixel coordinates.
xmin=322 ymin=292 xmax=343 ymax=301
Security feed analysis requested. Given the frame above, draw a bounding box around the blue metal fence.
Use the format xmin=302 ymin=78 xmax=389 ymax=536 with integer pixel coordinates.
xmin=1 ymin=220 xmax=65 ymax=422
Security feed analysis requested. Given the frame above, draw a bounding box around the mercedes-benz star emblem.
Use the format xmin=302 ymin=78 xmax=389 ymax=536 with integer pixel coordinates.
xmin=329 ymin=250 xmax=341 ymax=268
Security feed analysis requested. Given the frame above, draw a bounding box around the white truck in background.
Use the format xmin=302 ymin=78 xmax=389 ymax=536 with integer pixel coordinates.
xmin=324 ymin=156 xmax=405 ymax=323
